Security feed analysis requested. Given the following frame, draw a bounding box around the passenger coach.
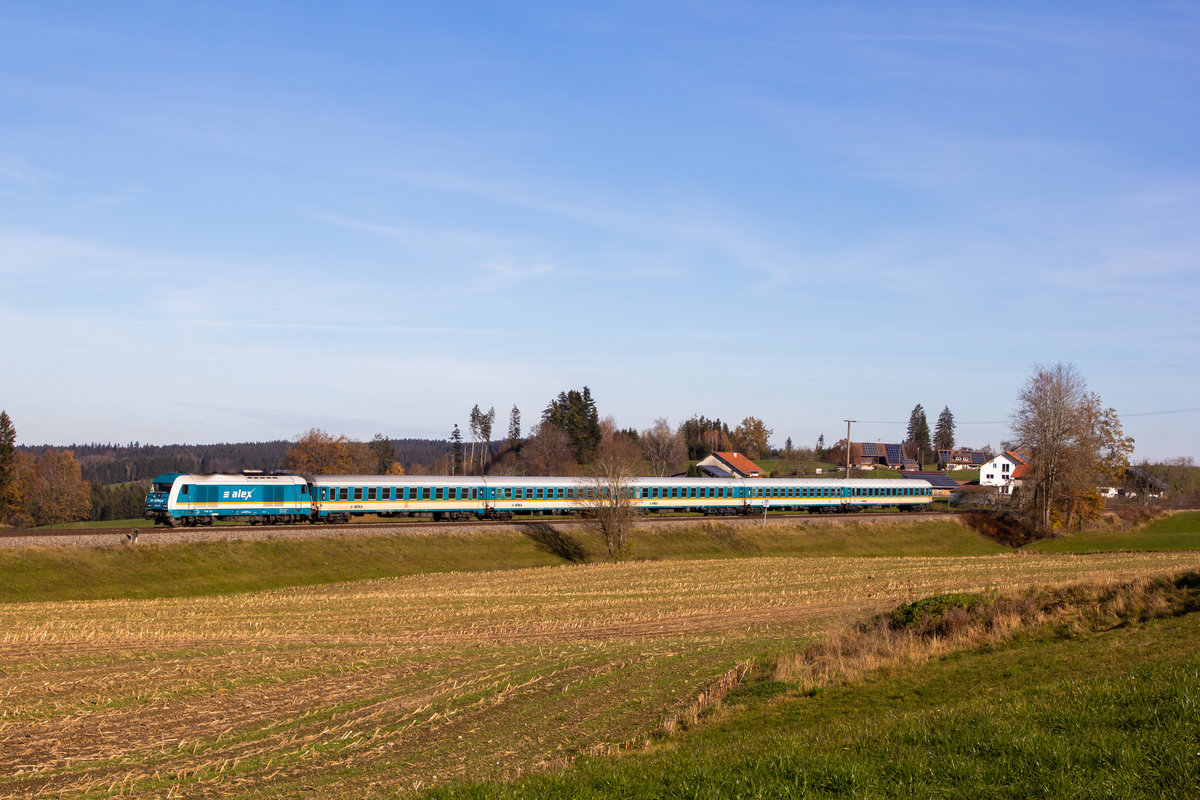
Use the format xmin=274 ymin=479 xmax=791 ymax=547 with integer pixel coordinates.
xmin=147 ymin=472 xmax=933 ymax=525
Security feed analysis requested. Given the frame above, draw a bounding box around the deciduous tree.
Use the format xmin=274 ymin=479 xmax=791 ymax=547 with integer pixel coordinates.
xmin=18 ymin=449 xmax=91 ymax=526
xmin=520 ymin=423 xmax=576 ymax=476
xmin=1010 ymin=363 xmax=1133 ymax=533
xmin=640 ymin=418 xmax=686 ymax=477
xmin=732 ymin=417 xmax=772 ymax=460
xmin=578 ymin=437 xmax=642 ymax=561
xmin=284 ymin=429 xmax=357 ymax=475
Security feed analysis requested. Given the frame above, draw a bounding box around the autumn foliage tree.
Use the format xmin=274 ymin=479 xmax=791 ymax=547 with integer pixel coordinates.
xmin=11 ymin=449 xmax=91 ymax=527
xmin=732 ymin=417 xmax=772 ymax=459
xmin=284 ymin=429 xmax=359 ymax=475
xmin=1010 ymin=363 xmax=1134 ymax=533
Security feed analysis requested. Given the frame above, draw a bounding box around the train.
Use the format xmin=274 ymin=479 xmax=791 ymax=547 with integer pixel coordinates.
xmin=144 ymin=471 xmax=934 ymax=526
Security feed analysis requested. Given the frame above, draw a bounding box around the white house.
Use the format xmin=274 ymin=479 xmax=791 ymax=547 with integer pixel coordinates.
xmin=980 ymin=451 xmax=1031 ymax=495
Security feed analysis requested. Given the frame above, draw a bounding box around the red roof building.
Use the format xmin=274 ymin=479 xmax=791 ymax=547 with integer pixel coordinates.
xmin=697 ymin=451 xmax=764 ymax=478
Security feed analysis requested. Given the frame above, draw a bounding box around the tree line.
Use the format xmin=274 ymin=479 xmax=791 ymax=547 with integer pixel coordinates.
xmin=3 ymin=368 xmax=1194 ymax=531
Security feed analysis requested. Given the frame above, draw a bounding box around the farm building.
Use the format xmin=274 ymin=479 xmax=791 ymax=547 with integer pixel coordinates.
xmin=697 ymin=452 xmax=764 ymax=478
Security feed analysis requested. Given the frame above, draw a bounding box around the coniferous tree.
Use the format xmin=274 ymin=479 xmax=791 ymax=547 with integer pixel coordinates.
xmin=479 ymin=407 xmax=496 ymax=471
xmin=542 ymin=387 xmax=603 ymax=463
xmin=0 ymin=411 xmax=16 ymax=522
xmin=906 ymin=404 xmax=932 ymax=467
xmin=507 ymin=406 xmax=521 ymax=449
xmin=468 ymin=405 xmax=481 ymax=474
xmin=369 ymin=434 xmax=395 ymax=474
xmin=450 ymin=425 xmax=464 ymax=475
xmin=934 ymin=406 xmax=956 ymax=453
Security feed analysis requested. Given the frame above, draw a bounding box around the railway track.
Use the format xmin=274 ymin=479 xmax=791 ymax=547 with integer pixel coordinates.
xmin=2 ymin=509 xmax=956 ymax=542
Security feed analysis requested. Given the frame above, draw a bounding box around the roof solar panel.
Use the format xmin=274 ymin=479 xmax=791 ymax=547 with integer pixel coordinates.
xmin=861 ymin=442 xmax=879 ymax=457
xmin=900 ymin=472 xmax=960 ymax=488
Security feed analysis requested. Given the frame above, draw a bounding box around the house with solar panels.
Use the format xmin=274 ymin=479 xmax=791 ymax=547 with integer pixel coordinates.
xmin=852 ymin=442 xmax=918 ymax=470
xmin=937 ymin=448 xmax=989 ymax=470
xmin=696 ymin=452 xmax=764 ymax=478
xmin=980 ymin=451 xmax=1031 ymax=494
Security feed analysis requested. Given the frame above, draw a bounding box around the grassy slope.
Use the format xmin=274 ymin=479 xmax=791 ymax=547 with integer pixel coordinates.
xmin=424 ymin=611 xmax=1200 ymax=800
xmin=1026 ymin=511 xmax=1200 ymax=553
xmin=0 ymin=521 xmax=1006 ymax=604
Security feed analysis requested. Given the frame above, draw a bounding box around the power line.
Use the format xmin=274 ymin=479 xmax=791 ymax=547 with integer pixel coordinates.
xmin=1121 ymin=407 xmax=1200 ymax=418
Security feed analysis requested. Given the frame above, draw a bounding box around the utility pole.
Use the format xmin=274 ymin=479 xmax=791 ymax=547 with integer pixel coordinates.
xmin=844 ymin=419 xmax=856 ymax=479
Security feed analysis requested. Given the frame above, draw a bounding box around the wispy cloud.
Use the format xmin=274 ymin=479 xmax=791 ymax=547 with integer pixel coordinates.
xmin=0 ymin=153 xmax=50 ymax=186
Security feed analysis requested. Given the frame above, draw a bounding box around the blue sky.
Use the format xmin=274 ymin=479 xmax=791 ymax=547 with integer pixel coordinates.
xmin=1 ymin=1 xmax=1198 ymax=459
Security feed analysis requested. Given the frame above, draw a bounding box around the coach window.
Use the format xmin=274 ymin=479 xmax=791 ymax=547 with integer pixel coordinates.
xmin=503 ymin=488 xmax=512 ymax=500
xmin=352 ymin=487 xmax=362 ymax=501
xmin=367 ymin=488 xmax=376 ymax=501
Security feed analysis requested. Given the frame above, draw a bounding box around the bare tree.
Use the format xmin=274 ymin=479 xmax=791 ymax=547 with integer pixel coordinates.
xmin=640 ymin=418 xmax=686 ymax=476
xmin=520 ymin=423 xmax=577 ymax=476
xmin=578 ymin=437 xmax=642 ymax=561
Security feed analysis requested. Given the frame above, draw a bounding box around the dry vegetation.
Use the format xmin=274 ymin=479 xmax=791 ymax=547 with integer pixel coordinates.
xmin=3 ymin=551 xmax=1200 ymax=799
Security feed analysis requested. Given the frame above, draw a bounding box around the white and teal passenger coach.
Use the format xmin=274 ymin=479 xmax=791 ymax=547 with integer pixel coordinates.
xmin=145 ymin=472 xmax=934 ymax=526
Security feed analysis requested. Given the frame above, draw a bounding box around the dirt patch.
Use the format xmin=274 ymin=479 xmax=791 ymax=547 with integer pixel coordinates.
xmin=958 ymin=511 xmax=1040 ymax=547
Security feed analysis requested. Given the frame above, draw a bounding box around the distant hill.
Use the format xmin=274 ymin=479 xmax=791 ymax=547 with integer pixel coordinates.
xmin=18 ymin=439 xmax=451 ymax=485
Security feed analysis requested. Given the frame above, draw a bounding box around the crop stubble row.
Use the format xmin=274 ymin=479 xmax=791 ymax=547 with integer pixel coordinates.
xmin=2 ymin=551 xmax=1199 ymax=798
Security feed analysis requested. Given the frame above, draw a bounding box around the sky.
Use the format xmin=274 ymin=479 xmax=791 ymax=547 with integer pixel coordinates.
xmin=1 ymin=1 xmax=1198 ymax=460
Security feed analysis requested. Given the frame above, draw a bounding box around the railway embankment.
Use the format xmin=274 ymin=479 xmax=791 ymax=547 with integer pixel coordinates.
xmin=0 ymin=511 xmax=954 ymax=549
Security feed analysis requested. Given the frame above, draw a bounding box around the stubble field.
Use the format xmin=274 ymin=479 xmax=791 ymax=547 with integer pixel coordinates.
xmin=3 ymin=549 xmax=1200 ymax=799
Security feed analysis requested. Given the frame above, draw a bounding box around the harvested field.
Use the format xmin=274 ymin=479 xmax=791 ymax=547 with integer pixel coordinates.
xmin=2 ymin=550 xmax=1199 ymax=798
